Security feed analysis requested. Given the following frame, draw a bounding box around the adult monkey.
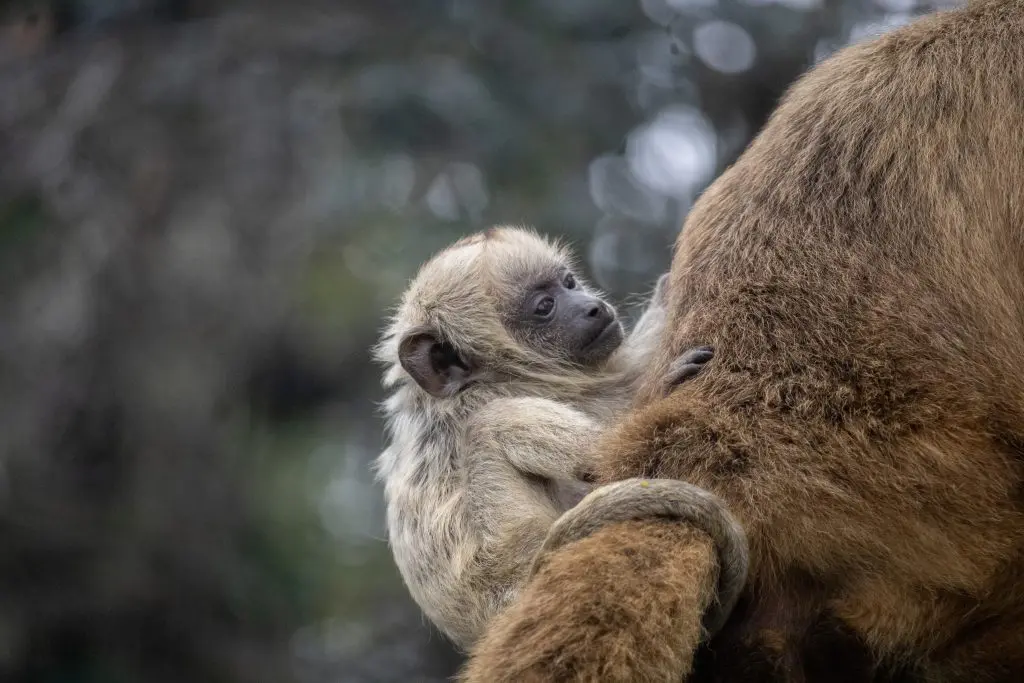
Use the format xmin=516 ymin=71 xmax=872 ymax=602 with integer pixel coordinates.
xmin=461 ymin=1 xmax=1024 ymax=681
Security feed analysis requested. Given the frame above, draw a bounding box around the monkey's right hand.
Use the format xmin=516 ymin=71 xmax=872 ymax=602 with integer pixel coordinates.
xmin=665 ymin=345 xmax=715 ymax=392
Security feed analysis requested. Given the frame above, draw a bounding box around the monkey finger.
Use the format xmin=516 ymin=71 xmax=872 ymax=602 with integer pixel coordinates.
xmin=679 ymin=345 xmax=715 ymax=365
xmin=668 ymin=362 xmax=705 ymax=386
xmin=667 ymin=346 xmax=715 ymax=389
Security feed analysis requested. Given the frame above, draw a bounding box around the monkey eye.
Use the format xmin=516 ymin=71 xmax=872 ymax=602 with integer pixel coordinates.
xmin=563 ymin=273 xmax=577 ymax=289
xmin=533 ymin=295 xmax=555 ymax=317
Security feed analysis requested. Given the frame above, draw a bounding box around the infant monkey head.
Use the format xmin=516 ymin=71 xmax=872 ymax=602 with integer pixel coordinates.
xmin=389 ymin=226 xmax=624 ymax=398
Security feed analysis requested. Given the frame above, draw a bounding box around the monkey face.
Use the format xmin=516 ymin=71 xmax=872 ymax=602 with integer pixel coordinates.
xmin=389 ymin=226 xmax=630 ymax=398
xmin=393 ymin=267 xmax=622 ymax=398
xmin=513 ymin=269 xmax=625 ymax=366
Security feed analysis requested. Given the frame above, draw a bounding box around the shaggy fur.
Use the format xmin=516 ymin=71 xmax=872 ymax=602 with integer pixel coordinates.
xmin=469 ymin=520 xmax=719 ymax=682
xmin=530 ymin=478 xmax=748 ymax=638
xmin=373 ymin=226 xmax=679 ymax=649
xmin=461 ymin=1 xmax=1024 ymax=681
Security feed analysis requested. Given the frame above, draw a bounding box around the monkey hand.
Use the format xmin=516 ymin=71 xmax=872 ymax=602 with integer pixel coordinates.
xmin=665 ymin=345 xmax=715 ymax=392
xmin=459 ymin=517 xmax=727 ymax=683
xmin=552 ymin=477 xmax=595 ymax=510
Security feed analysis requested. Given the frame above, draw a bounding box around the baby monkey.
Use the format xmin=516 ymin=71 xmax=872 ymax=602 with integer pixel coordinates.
xmin=374 ymin=226 xmax=717 ymax=650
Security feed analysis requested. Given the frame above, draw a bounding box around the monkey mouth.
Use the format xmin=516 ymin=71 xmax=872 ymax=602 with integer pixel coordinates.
xmin=581 ymin=320 xmax=620 ymax=351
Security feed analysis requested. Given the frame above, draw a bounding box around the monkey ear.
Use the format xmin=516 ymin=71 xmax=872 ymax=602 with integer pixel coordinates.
xmin=398 ymin=330 xmax=477 ymax=398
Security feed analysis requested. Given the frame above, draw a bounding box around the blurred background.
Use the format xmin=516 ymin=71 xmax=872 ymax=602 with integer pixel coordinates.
xmin=0 ymin=0 xmax=961 ymax=681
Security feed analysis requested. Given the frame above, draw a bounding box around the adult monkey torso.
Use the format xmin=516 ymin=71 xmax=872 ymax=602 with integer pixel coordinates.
xmin=461 ymin=1 xmax=1024 ymax=681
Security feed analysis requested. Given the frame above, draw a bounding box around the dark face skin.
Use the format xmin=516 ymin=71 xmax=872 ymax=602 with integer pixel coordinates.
xmin=510 ymin=270 xmax=624 ymax=366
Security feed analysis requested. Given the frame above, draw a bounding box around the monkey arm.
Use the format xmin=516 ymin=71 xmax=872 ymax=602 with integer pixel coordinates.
xmin=451 ymin=396 xmax=607 ymax=647
xmin=528 ymin=478 xmax=747 ymax=637
xmin=461 ymin=396 xmax=598 ymax=586
xmin=615 ymin=276 xmax=669 ymax=376
xmin=616 ymin=275 xmax=714 ymax=396
xmin=620 ymin=279 xmax=716 ymax=393
xmin=459 ymin=475 xmax=747 ymax=683
xmin=458 ymin=392 xmax=754 ymax=682
xmin=459 ymin=519 xmax=718 ymax=683
xmin=464 ymin=397 xmax=599 ymax=482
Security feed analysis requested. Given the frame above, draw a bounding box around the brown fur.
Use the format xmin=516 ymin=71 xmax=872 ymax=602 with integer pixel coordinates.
xmin=528 ymin=477 xmax=748 ymax=638
xmin=467 ymin=520 xmax=718 ymax=682
xmin=460 ymin=1 xmax=1024 ymax=681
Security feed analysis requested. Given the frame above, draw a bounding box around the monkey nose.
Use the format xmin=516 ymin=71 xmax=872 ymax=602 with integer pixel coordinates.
xmin=587 ymin=302 xmax=614 ymax=327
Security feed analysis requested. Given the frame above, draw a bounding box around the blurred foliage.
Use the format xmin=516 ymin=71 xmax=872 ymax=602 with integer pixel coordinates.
xmin=0 ymin=0 xmax=961 ymax=681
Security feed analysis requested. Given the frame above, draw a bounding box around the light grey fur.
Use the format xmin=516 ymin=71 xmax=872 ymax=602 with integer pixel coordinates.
xmin=372 ymin=227 xmax=744 ymax=651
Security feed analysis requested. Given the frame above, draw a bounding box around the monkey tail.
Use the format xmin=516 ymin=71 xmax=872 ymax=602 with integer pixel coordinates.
xmin=529 ymin=478 xmax=749 ymax=639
